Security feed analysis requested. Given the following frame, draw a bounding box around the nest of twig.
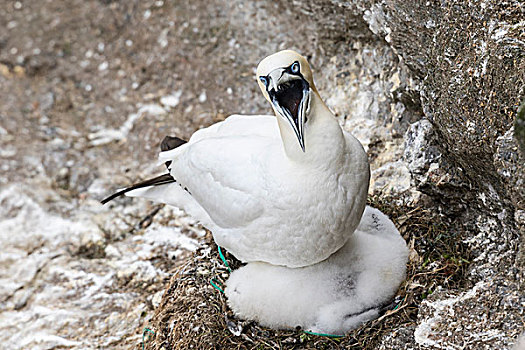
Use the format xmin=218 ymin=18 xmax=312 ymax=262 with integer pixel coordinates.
xmin=142 ymin=194 xmax=471 ymax=349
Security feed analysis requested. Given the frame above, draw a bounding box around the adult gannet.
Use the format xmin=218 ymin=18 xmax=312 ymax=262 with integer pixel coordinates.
xmin=102 ymin=50 xmax=370 ymax=268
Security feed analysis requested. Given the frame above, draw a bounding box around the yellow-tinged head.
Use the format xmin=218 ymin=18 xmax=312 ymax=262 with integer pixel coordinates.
xmin=256 ymin=50 xmax=316 ymax=101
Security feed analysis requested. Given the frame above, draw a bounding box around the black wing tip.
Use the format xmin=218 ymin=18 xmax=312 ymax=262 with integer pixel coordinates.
xmin=100 ymin=173 xmax=176 ymax=205
xmin=100 ymin=188 xmax=129 ymax=205
xmin=160 ymin=136 xmax=187 ymax=152
xmin=100 ymin=193 xmax=119 ymax=205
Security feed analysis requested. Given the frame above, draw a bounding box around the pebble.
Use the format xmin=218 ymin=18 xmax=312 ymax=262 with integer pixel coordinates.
xmin=151 ymin=291 xmax=163 ymax=308
xmin=39 ymin=92 xmax=54 ymax=111
xmin=13 ymin=66 xmax=25 ymax=76
xmin=0 ymin=64 xmax=10 ymax=77
xmin=0 ymin=147 xmax=16 ymax=158
xmin=98 ymin=61 xmax=109 ymax=71
xmin=49 ymin=138 xmax=65 ymax=149
xmin=198 ymin=91 xmax=207 ymax=103
xmin=160 ymin=91 xmax=182 ymax=108
xmin=105 ymin=244 xmax=121 ymax=258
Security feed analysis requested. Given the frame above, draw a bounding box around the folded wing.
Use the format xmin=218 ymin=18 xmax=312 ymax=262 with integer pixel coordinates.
xmin=126 ymin=115 xmax=280 ymax=230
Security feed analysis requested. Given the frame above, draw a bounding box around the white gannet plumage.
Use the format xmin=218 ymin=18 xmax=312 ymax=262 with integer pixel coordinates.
xmin=102 ymin=50 xmax=370 ymax=268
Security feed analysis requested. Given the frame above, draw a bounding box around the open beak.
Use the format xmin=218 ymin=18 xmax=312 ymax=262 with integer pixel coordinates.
xmin=267 ymin=71 xmax=310 ymax=152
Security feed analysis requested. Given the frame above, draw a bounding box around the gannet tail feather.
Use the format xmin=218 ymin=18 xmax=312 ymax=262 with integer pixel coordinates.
xmin=122 ymin=177 xmax=214 ymax=228
xmin=101 ymin=135 xmax=187 ymax=204
xmin=100 ymin=173 xmax=175 ymax=204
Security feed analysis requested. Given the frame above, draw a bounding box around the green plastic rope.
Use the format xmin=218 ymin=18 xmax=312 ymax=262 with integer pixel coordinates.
xmin=142 ymin=327 xmax=155 ymax=350
xmin=393 ymin=296 xmax=406 ymax=311
xmin=209 ymin=246 xmax=230 ymax=293
xmin=218 ymin=246 xmax=232 ymax=272
xmin=303 ymin=330 xmax=344 ymax=338
xmin=210 ymin=278 xmax=225 ymax=293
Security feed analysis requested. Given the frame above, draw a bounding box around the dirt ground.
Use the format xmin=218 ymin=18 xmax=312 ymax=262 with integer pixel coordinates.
xmin=0 ymin=0 xmax=276 ymax=189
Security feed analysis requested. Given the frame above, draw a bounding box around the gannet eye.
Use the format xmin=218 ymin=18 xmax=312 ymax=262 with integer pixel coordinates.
xmin=290 ymin=61 xmax=300 ymax=74
xmin=259 ymin=76 xmax=268 ymax=87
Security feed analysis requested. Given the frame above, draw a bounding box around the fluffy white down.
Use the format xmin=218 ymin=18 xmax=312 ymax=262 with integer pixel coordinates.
xmin=225 ymin=206 xmax=408 ymax=335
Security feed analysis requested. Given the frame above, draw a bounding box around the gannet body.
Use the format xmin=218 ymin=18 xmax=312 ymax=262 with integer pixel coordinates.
xmin=104 ymin=50 xmax=370 ymax=268
xmin=225 ymin=206 xmax=408 ymax=334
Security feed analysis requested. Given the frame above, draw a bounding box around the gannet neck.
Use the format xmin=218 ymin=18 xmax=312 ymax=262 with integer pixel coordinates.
xmin=276 ymin=90 xmax=344 ymax=165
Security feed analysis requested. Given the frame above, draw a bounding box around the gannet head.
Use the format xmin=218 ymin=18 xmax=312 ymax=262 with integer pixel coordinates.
xmin=257 ymin=50 xmax=316 ymax=152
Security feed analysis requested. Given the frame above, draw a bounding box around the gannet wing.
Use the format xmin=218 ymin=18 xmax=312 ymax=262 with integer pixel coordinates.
xmin=164 ymin=115 xmax=279 ymax=229
xmin=169 ymin=133 xmax=276 ymax=229
xmin=100 ymin=173 xmax=176 ymax=204
xmin=100 ymin=135 xmax=187 ymax=204
xmin=123 ymin=176 xmax=215 ymax=227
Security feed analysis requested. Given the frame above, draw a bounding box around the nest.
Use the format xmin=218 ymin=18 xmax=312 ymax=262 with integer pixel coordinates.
xmin=143 ymin=194 xmax=471 ymax=349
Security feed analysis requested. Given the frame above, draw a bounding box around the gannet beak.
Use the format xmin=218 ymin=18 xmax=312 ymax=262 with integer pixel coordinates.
xmin=262 ymin=63 xmax=310 ymax=152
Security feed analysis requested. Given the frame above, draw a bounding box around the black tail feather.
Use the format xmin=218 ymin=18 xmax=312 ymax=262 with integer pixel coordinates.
xmin=101 ymin=173 xmax=175 ymax=205
xmin=101 ymin=135 xmax=186 ymax=205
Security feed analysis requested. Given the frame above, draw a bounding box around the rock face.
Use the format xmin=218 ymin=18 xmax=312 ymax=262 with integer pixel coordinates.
xmin=280 ymin=1 xmax=524 ymax=348
xmin=1 ymin=0 xmax=523 ymax=349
